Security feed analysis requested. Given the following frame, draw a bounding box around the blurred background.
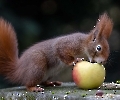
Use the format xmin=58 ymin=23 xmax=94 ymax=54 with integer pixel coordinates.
xmin=0 ymin=0 xmax=120 ymax=88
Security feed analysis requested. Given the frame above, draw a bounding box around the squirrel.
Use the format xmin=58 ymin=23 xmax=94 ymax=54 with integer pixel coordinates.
xmin=0 ymin=13 xmax=113 ymax=92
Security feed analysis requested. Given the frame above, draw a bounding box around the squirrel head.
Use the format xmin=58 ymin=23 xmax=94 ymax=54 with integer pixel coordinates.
xmin=84 ymin=13 xmax=113 ymax=64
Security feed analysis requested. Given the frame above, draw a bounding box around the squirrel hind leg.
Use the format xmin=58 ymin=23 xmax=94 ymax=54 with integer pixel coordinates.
xmin=26 ymin=81 xmax=61 ymax=92
xmin=25 ymin=66 xmax=47 ymax=92
xmin=19 ymin=51 xmax=48 ymax=92
xmin=25 ymin=69 xmax=46 ymax=92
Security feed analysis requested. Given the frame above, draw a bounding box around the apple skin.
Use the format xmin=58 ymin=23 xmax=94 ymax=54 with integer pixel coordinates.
xmin=72 ymin=61 xmax=105 ymax=89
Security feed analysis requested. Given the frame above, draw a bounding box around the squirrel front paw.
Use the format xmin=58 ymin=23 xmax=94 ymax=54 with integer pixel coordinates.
xmin=72 ymin=58 xmax=84 ymax=66
xmin=41 ymin=81 xmax=62 ymax=87
xmin=27 ymin=86 xmax=44 ymax=92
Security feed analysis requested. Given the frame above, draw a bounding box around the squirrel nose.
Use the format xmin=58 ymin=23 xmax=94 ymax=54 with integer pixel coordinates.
xmin=89 ymin=59 xmax=105 ymax=65
xmin=92 ymin=57 xmax=106 ymax=65
xmin=88 ymin=57 xmax=106 ymax=65
xmin=93 ymin=60 xmax=106 ymax=65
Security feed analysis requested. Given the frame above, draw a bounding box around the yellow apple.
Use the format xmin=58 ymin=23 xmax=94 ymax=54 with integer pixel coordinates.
xmin=72 ymin=61 xmax=105 ymax=89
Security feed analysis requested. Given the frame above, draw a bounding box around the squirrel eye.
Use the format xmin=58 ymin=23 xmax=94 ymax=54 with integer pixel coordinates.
xmin=96 ymin=45 xmax=101 ymax=51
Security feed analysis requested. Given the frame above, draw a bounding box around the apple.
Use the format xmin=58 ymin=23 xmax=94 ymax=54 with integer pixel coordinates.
xmin=72 ymin=61 xmax=105 ymax=89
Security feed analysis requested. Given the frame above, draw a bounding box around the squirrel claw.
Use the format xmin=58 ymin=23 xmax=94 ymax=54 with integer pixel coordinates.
xmin=73 ymin=62 xmax=76 ymax=66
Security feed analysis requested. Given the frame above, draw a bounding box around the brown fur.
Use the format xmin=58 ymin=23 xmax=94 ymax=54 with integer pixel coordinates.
xmin=0 ymin=13 xmax=113 ymax=91
xmin=0 ymin=19 xmax=18 ymax=75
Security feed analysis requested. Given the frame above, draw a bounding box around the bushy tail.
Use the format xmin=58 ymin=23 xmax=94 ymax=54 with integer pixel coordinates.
xmin=0 ymin=18 xmax=18 ymax=79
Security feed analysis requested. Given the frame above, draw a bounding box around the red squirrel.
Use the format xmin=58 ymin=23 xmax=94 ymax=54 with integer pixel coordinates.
xmin=0 ymin=13 xmax=113 ymax=92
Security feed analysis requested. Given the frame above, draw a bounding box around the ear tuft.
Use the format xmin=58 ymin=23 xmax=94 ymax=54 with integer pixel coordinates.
xmin=95 ymin=13 xmax=113 ymax=39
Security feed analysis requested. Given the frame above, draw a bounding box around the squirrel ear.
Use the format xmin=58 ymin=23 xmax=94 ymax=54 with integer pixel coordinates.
xmin=92 ymin=30 xmax=98 ymax=42
xmin=94 ymin=13 xmax=113 ymax=39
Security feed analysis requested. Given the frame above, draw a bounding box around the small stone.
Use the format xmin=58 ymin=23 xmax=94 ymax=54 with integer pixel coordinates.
xmin=96 ymin=90 xmax=104 ymax=96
